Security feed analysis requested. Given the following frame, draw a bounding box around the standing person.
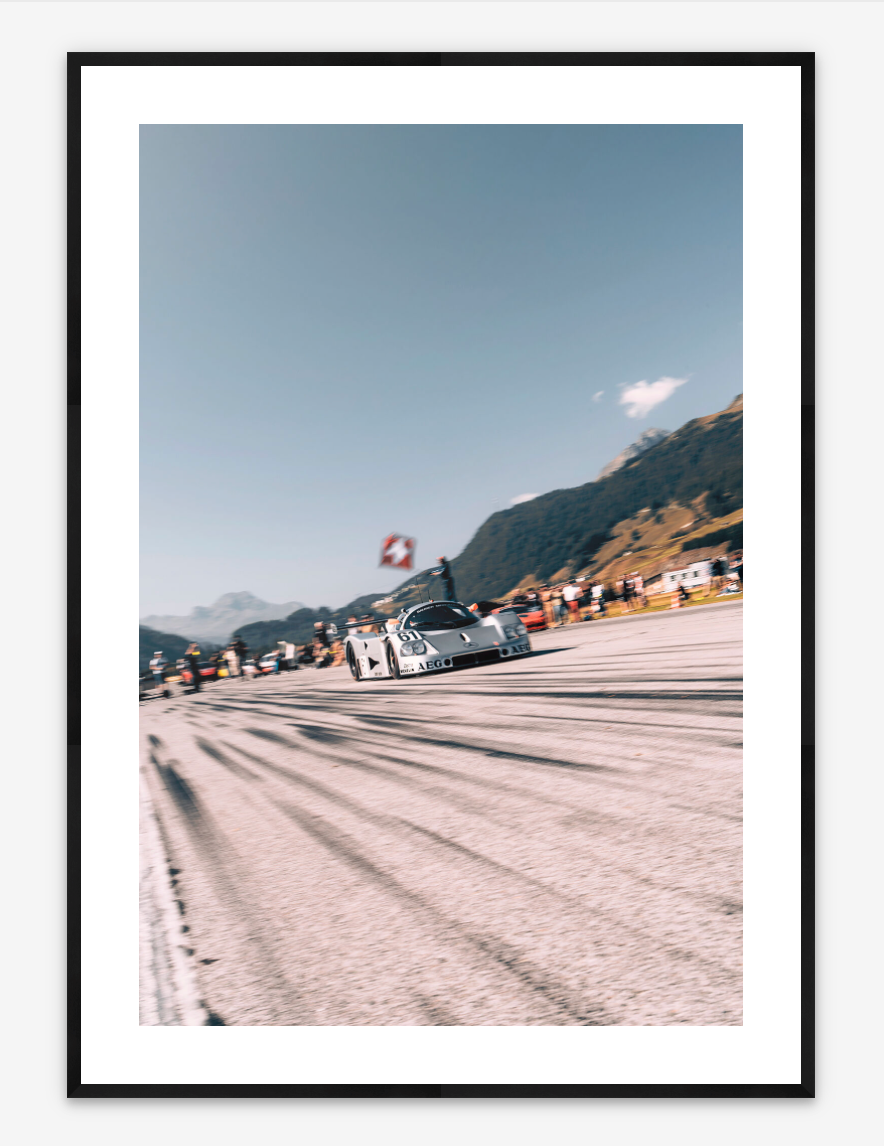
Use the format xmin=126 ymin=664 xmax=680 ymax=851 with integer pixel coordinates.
xmin=149 ymin=651 xmax=167 ymax=691
xmin=731 ymin=551 xmax=743 ymax=585
xmin=225 ymin=643 xmax=239 ymax=678
xmin=233 ymin=636 xmax=249 ymax=680
xmin=540 ymin=584 xmax=555 ymax=629
xmin=314 ymin=620 xmax=330 ymax=646
xmin=632 ymin=572 xmax=646 ymax=608
xmin=623 ymin=574 xmax=636 ymax=613
xmin=185 ymin=642 xmax=201 ymax=692
xmin=437 ymin=556 xmax=456 ymax=602
xmin=562 ymin=580 xmax=580 ymax=623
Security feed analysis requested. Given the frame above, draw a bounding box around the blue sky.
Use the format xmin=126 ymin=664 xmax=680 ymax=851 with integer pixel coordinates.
xmin=140 ymin=124 xmax=741 ymax=615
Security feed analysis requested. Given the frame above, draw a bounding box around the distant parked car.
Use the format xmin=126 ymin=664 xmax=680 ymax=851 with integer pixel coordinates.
xmin=258 ymin=652 xmax=281 ymax=674
xmin=178 ymin=661 xmax=218 ymax=684
xmin=494 ymin=598 xmax=548 ymax=632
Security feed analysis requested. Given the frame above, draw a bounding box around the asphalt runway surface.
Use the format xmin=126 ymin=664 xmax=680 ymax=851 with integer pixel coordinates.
xmin=140 ymin=601 xmax=742 ymax=1027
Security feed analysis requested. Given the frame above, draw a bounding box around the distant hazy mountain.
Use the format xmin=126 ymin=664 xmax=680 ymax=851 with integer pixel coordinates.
xmin=596 ymin=427 xmax=671 ymax=480
xmin=140 ymin=591 xmax=304 ymax=645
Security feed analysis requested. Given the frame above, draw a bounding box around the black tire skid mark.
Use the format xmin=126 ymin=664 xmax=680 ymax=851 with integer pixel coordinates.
xmin=412 ymin=994 xmax=461 ymax=1026
xmin=225 ymin=739 xmax=506 ymax=841
xmin=356 ymin=710 xmax=743 ymax=741
xmin=147 ymin=746 xmax=311 ymax=1025
xmin=523 ymin=711 xmax=742 ymax=732
xmin=353 ymin=709 xmax=744 ymax=773
xmin=222 ymin=740 xmax=741 ymax=984
xmin=239 ymin=714 xmax=733 ymax=820
xmin=255 ymin=718 xmax=621 ymax=777
xmin=270 ymin=796 xmax=612 ymax=1026
xmin=228 ymin=739 xmax=533 ymax=828
xmin=195 ymin=737 xmax=265 ymax=784
xmin=397 ymin=686 xmax=729 ymax=764
xmin=242 ymin=720 xmax=606 ymax=820
xmin=232 ymin=731 xmax=738 ymax=881
xmin=199 ymin=672 xmax=741 ymax=708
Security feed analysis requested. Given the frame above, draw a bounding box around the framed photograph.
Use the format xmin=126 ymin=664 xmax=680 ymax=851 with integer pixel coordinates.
xmin=70 ymin=51 xmax=812 ymax=1097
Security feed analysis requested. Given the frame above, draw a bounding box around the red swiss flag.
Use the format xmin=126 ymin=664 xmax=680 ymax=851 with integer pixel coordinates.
xmin=380 ymin=534 xmax=415 ymax=569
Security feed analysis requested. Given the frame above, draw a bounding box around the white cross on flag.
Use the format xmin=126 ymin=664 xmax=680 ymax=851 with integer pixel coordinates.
xmin=380 ymin=534 xmax=415 ymax=569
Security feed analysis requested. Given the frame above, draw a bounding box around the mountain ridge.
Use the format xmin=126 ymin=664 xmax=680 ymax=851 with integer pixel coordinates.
xmin=140 ymin=590 xmax=304 ymax=645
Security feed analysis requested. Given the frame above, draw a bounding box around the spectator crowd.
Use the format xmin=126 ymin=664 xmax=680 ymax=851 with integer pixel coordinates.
xmin=468 ymin=550 xmax=742 ymax=627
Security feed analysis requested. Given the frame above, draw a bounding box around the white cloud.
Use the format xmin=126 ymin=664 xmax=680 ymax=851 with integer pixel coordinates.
xmin=592 ymin=390 xmax=604 ymax=402
xmin=618 ymin=376 xmax=687 ymax=418
xmin=510 ymin=493 xmax=540 ymax=505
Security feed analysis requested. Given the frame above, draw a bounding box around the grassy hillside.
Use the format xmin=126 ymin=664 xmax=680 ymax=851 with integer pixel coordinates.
xmin=450 ymin=395 xmax=742 ymax=603
xmin=568 ymin=504 xmax=743 ymax=591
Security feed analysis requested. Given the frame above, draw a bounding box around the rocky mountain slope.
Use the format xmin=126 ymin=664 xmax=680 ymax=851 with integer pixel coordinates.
xmin=596 ymin=427 xmax=671 ymax=480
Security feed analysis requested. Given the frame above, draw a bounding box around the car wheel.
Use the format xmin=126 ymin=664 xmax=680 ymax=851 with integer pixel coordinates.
xmin=386 ymin=641 xmax=402 ymax=680
xmin=346 ymin=644 xmax=362 ymax=681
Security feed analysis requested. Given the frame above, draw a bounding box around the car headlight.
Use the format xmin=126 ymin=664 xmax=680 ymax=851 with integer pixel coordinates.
xmin=399 ymin=640 xmax=426 ymax=656
xmin=515 ymin=622 xmax=527 ymax=635
xmin=504 ymin=625 xmax=518 ymax=640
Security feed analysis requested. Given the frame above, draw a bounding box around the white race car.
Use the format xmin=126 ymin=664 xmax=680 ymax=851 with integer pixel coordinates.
xmin=343 ymin=601 xmax=532 ymax=682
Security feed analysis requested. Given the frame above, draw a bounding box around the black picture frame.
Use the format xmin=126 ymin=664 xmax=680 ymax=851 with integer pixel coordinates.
xmin=68 ymin=50 xmax=814 ymax=1098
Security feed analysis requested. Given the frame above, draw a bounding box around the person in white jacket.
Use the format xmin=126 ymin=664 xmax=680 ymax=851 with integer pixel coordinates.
xmin=562 ymin=580 xmax=583 ymax=623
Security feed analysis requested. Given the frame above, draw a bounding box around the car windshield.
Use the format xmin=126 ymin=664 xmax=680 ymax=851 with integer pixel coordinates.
xmin=406 ymin=603 xmax=479 ymax=631
xmin=511 ymin=601 xmax=540 ymax=614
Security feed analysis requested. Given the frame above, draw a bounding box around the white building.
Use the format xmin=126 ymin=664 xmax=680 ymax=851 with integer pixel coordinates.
xmin=660 ymin=560 xmax=713 ymax=592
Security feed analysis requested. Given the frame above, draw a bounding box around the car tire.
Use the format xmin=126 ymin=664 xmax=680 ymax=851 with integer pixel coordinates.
xmin=346 ymin=644 xmax=362 ymax=681
xmin=386 ymin=641 xmax=402 ymax=681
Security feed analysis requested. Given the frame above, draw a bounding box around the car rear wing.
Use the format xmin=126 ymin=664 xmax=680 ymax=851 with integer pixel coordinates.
xmin=339 ymin=616 xmax=402 ymax=633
